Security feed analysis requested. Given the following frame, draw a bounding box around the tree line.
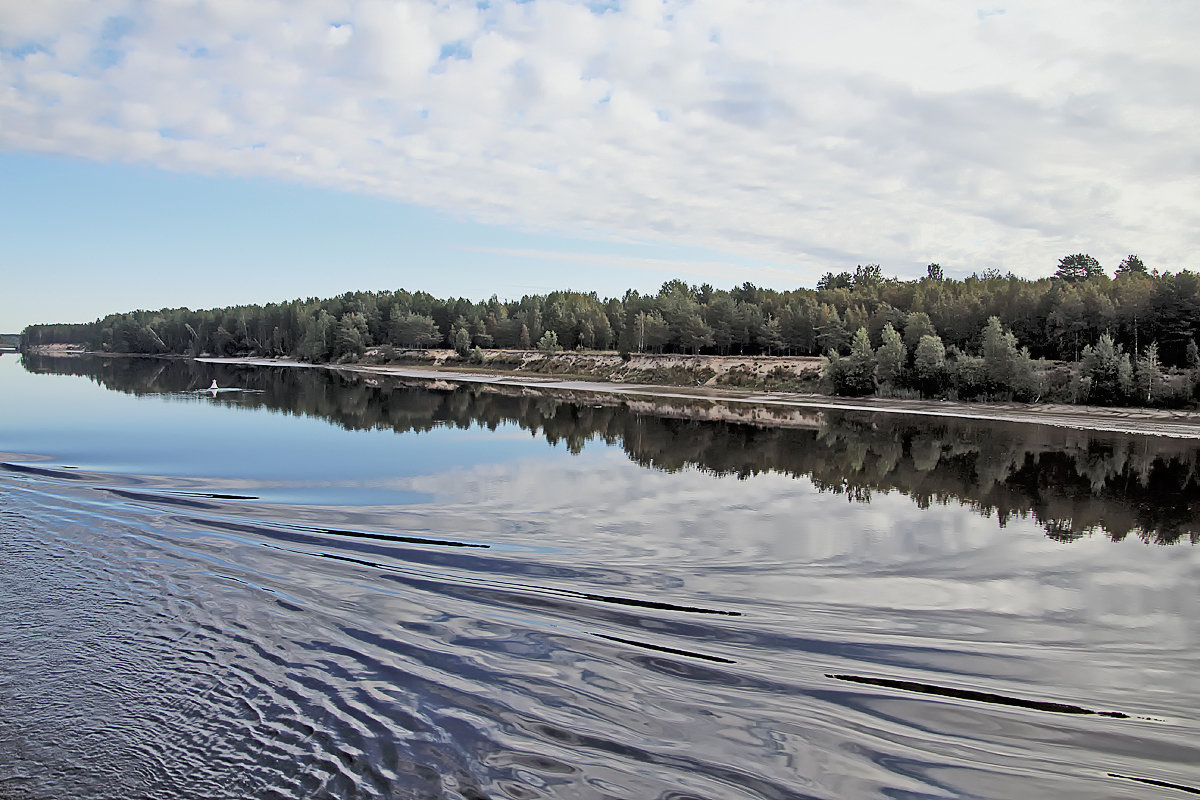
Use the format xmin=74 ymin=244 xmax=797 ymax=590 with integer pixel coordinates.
xmin=20 ymin=253 xmax=1200 ymax=405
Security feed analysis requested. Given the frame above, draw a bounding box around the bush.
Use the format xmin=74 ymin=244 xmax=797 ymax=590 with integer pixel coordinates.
xmin=951 ymin=353 xmax=988 ymax=400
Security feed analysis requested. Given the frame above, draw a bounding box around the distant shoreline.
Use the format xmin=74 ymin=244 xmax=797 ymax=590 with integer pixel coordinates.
xmin=21 ymin=345 xmax=1200 ymax=437
xmin=190 ymin=355 xmax=1200 ymax=440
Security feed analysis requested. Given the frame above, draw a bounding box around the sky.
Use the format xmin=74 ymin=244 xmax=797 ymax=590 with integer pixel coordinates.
xmin=2 ymin=0 xmax=1199 ymax=331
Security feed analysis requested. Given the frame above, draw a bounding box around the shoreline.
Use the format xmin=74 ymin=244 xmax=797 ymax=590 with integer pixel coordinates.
xmin=195 ymin=356 xmax=1200 ymax=439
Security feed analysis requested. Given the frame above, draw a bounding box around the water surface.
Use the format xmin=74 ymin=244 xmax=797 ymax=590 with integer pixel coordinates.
xmin=2 ymin=354 xmax=1197 ymax=799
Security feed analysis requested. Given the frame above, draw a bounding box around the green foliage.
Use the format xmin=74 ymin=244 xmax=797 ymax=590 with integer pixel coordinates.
xmin=817 ymin=271 xmax=853 ymax=291
xmin=1078 ymin=333 xmax=1133 ymax=405
xmin=675 ymin=312 xmax=714 ymax=354
xmin=824 ymin=328 xmax=876 ymax=396
xmin=902 ymin=312 xmax=936 ymax=355
xmin=537 ymin=330 xmax=560 ymax=353
xmin=333 ymin=311 xmax=369 ymax=362
xmin=874 ymin=323 xmax=906 ymax=388
xmin=19 ymin=260 xmax=1200 ymax=409
xmin=389 ymin=310 xmax=441 ymax=349
xmin=815 ymin=304 xmax=848 ymax=354
xmin=1148 ymin=272 xmax=1200 ymax=365
xmin=471 ymin=318 xmax=493 ymax=348
xmin=1055 ymin=253 xmax=1105 ymax=282
xmin=1135 ymin=342 xmax=1163 ymax=404
xmin=1115 ymin=254 xmax=1147 ymax=275
xmin=912 ymin=335 xmax=947 ymax=397
xmin=298 ymin=309 xmax=335 ymax=363
xmin=758 ymin=316 xmax=784 ymax=355
xmin=852 ymin=263 xmax=884 ymax=289
xmin=452 ymin=326 xmax=472 ymax=357
xmin=951 ymin=353 xmax=988 ymax=400
xmin=979 ymin=316 xmax=1037 ymax=399
xmin=631 ymin=311 xmax=671 ymax=353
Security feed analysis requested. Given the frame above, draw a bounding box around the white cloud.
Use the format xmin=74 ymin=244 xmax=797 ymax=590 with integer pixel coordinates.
xmin=2 ymin=0 xmax=1199 ymax=279
xmin=461 ymin=245 xmax=797 ymax=285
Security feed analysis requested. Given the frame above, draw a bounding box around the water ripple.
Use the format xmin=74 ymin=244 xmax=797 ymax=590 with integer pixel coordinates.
xmin=2 ymin=465 xmax=1197 ymax=800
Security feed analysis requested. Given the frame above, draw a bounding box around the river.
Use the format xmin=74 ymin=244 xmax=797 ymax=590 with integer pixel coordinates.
xmin=1 ymin=354 xmax=1197 ymax=799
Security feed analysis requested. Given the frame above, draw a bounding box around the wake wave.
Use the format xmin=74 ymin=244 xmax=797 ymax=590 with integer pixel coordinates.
xmin=1 ymin=464 xmax=1195 ymax=800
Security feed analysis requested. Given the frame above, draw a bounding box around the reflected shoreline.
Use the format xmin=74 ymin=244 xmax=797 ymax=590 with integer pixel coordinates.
xmin=204 ymin=355 xmax=1200 ymax=439
xmin=20 ymin=353 xmax=1200 ymax=545
xmin=25 ymin=347 xmax=1200 ymax=438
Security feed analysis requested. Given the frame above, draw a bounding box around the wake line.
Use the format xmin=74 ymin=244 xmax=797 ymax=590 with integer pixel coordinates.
xmin=594 ymin=633 xmax=736 ymax=663
xmin=299 ymin=548 xmax=742 ymax=618
xmin=168 ymin=491 xmax=259 ymax=500
xmin=182 ymin=515 xmax=490 ymax=551
xmin=827 ymin=673 xmax=1149 ymax=719
xmin=1108 ymin=773 xmax=1200 ymax=795
xmin=179 ymin=518 xmax=741 ymax=618
xmin=285 ymin=523 xmax=489 ymax=548
xmin=1 ymin=462 xmax=86 ymax=480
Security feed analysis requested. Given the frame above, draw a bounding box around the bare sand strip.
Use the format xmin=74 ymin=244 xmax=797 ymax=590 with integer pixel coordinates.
xmin=200 ymin=357 xmax=1200 ymax=439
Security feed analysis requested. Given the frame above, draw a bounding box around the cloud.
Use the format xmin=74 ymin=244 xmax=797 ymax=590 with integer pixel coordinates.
xmin=390 ymin=452 xmax=1196 ymax=634
xmin=2 ymin=0 xmax=1198 ymax=278
xmin=460 ymin=245 xmax=798 ymax=285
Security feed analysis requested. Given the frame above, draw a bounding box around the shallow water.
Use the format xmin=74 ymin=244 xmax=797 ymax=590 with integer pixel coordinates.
xmin=2 ymin=354 xmax=1198 ymax=799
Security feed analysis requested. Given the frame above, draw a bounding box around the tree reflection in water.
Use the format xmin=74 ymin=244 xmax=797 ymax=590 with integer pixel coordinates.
xmin=26 ymin=353 xmax=1200 ymax=546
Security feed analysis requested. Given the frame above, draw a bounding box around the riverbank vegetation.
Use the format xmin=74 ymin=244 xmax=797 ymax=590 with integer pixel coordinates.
xmin=21 ymin=254 xmax=1200 ymax=407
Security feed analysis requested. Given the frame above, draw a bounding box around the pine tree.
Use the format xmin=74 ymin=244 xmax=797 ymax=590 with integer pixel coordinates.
xmin=1055 ymin=253 xmax=1104 ymax=282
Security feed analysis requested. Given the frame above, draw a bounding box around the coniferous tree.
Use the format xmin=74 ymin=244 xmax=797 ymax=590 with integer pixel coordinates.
xmin=1078 ymin=333 xmax=1132 ymax=405
xmin=1055 ymin=253 xmax=1104 ymax=282
xmin=979 ymin=316 xmax=1036 ymax=398
xmin=875 ymin=323 xmax=906 ymax=390
xmin=758 ymin=316 xmax=784 ymax=355
xmin=1115 ymin=254 xmax=1147 ymax=275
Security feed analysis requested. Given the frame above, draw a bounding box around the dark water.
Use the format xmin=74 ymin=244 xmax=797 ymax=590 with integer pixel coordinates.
xmin=2 ymin=355 xmax=1197 ymax=799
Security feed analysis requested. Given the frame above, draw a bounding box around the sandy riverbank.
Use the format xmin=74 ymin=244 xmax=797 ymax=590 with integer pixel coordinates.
xmin=197 ymin=356 xmax=1200 ymax=439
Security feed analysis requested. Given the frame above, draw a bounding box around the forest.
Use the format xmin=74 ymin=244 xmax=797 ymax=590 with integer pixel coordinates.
xmin=20 ymin=253 xmax=1200 ymax=407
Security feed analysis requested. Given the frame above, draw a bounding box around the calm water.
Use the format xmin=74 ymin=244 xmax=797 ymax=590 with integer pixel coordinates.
xmin=2 ymin=354 xmax=1198 ymax=800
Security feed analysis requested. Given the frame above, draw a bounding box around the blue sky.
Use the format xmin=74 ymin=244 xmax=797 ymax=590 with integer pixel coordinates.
xmin=2 ymin=151 xmax=796 ymax=330
xmin=3 ymin=1 xmax=1198 ymax=331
